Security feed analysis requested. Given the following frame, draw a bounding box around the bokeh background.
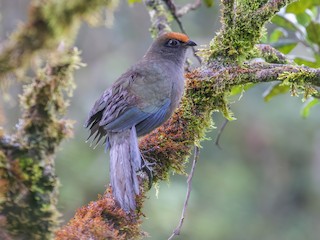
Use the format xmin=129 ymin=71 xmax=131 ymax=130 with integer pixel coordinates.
xmin=1 ymin=0 xmax=320 ymax=239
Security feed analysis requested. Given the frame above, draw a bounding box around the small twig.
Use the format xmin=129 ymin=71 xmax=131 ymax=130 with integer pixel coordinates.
xmin=176 ymin=0 xmax=201 ymax=17
xmin=214 ymin=119 xmax=229 ymax=149
xmin=168 ymin=145 xmax=200 ymax=240
xmin=163 ymin=0 xmax=202 ymax=64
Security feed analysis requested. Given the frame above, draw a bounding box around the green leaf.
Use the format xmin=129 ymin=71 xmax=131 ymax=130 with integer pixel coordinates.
xmin=263 ymin=82 xmax=290 ymax=102
xmin=300 ymin=97 xmax=320 ymax=118
xmin=271 ymin=15 xmax=298 ymax=31
xmin=296 ymin=12 xmax=312 ymax=26
xmin=269 ymin=28 xmax=287 ymax=43
xmin=271 ymin=39 xmax=298 ymax=54
xmin=203 ymin=0 xmax=214 ymax=7
xmin=230 ymin=83 xmax=254 ymax=97
xmin=286 ymin=0 xmax=312 ymax=14
xmin=294 ymin=56 xmax=320 ymax=68
xmin=306 ymin=21 xmax=320 ymax=45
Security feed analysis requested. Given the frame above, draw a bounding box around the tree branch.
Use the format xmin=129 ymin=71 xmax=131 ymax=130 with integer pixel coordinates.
xmin=255 ymin=0 xmax=292 ymax=23
xmin=176 ymin=0 xmax=201 ymax=17
xmin=144 ymin=0 xmax=172 ymax=37
xmin=0 ymin=48 xmax=80 ymax=239
xmin=168 ymin=146 xmax=199 ymax=240
xmin=221 ymin=0 xmax=235 ymax=28
xmin=55 ymin=187 xmax=144 ymax=239
xmin=0 ymin=0 xmax=120 ymax=237
xmin=215 ymin=119 xmax=229 ymax=149
xmin=138 ymin=61 xmax=320 ymax=185
xmin=209 ymin=0 xmax=295 ymax=62
xmin=0 ymin=0 xmax=116 ymax=80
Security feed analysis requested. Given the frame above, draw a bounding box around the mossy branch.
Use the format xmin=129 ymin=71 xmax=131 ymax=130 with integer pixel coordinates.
xmin=144 ymin=0 xmax=173 ymax=37
xmin=209 ymin=0 xmax=295 ymax=62
xmin=0 ymin=0 xmax=116 ymax=80
xmin=255 ymin=0 xmax=292 ymax=22
xmin=139 ymin=62 xmax=320 ymax=181
xmin=0 ymin=49 xmax=81 ymax=239
xmin=56 ymin=187 xmax=144 ymax=239
xmin=0 ymin=0 xmax=119 ymax=238
xmin=221 ymin=0 xmax=235 ymax=28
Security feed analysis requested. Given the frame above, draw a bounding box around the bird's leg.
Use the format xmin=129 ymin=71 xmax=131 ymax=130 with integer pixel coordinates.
xmin=139 ymin=153 xmax=156 ymax=189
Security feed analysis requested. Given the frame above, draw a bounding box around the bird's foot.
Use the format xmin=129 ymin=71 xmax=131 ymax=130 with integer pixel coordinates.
xmin=139 ymin=154 xmax=156 ymax=189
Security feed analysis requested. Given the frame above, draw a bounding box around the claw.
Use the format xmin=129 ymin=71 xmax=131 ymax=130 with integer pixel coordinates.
xmin=139 ymin=154 xmax=156 ymax=189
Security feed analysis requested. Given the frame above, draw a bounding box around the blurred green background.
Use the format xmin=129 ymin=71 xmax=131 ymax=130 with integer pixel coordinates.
xmin=1 ymin=0 xmax=320 ymax=239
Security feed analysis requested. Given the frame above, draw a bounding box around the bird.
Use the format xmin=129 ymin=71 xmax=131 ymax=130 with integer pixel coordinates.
xmin=85 ymin=32 xmax=197 ymax=212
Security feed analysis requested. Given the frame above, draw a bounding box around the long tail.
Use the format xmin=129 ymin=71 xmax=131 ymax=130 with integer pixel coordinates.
xmin=108 ymin=126 xmax=141 ymax=212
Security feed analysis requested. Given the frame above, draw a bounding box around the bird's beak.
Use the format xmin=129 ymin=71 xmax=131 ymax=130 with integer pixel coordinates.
xmin=186 ymin=40 xmax=197 ymax=46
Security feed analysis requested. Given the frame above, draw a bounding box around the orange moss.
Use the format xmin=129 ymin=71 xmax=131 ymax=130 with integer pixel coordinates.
xmin=55 ymin=188 xmax=144 ymax=240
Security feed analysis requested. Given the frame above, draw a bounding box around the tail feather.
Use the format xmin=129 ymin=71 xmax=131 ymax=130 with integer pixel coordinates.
xmin=129 ymin=126 xmax=141 ymax=194
xmin=109 ymin=126 xmax=141 ymax=211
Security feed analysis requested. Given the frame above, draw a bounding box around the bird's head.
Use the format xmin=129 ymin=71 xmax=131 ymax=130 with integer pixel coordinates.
xmin=145 ymin=32 xmax=197 ymax=65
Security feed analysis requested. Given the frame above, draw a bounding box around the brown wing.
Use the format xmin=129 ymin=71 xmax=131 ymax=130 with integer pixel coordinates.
xmin=85 ymin=68 xmax=172 ymax=147
xmin=84 ymin=73 xmax=133 ymax=145
xmin=84 ymin=72 xmax=150 ymax=147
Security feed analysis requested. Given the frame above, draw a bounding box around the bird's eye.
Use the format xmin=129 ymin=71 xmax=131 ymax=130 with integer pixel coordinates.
xmin=166 ymin=39 xmax=180 ymax=47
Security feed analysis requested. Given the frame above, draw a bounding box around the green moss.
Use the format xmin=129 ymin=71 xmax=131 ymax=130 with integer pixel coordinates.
xmin=279 ymin=70 xmax=319 ymax=99
xmin=18 ymin=157 xmax=46 ymax=194
xmin=209 ymin=0 xmax=294 ymax=64
xmin=0 ymin=48 xmax=81 ymax=238
xmin=0 ymin=153 xmax=59 ymax=239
